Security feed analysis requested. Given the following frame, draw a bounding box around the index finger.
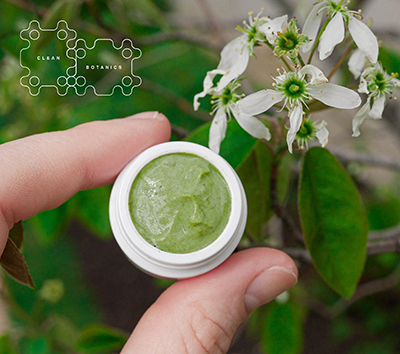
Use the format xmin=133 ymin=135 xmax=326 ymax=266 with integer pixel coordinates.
xmin=0 ymin=112 xmax=171 ymax=253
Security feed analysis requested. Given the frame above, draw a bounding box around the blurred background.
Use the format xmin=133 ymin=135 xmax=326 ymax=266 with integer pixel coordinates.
xmin=1 ymin=0 xmax=400 ymax=353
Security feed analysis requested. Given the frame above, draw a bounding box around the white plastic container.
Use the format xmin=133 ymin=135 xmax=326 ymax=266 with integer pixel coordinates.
xmin=109 ymin=141 xmax=247 ymax=279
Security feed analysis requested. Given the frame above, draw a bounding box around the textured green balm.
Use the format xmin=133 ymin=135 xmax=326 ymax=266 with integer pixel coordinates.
xmin=129 ymin=153 xmax=231 ymax=254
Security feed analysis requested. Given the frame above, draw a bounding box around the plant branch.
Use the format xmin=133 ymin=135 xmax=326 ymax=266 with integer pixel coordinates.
xmin=134 ymin=32 xmax=222 ymax=52
xmin=196 ymin=0 xmax=225 ymax=46
xmin=170 ymin=125 xmax=190 ymax=140
xmin=313 ymin=262 xmax=400 ymax=319
xmin=330 ymin=147 xmax=400 ymax=171
xmin=327 ymin=44 xmax=354 ymax=80
xmin=367 ymin=238 xmax=400 ymax=255
xmin=369 ymin=224 xmax=400 ymax=240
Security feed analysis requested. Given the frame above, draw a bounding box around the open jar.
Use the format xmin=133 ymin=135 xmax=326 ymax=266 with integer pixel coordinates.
xmin=109 ymin=141 xmax=247 ymax=279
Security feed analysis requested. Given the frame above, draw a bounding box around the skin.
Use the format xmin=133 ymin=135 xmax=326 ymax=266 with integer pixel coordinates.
xmin=0 ymin=112 xmax=298 ymax=354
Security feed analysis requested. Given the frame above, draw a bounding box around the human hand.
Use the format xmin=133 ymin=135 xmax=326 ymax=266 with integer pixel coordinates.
xmin=0 ymin=112 xmax=298 ymax=353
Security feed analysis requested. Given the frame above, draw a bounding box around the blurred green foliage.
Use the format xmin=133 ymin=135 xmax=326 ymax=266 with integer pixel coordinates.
xmin=1 ymin=0 xmax=400 ymax=353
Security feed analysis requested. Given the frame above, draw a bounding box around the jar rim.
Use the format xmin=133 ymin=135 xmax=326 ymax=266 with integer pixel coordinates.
xmin=109 ymin=142 xmax=247 ymax=278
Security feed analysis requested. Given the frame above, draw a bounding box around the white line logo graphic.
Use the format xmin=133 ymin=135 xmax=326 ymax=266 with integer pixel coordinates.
xmin=20 ymin=20 xmax=142 ymax=96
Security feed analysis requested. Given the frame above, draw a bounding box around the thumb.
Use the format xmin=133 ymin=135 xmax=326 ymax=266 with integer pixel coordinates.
xmin=122 ymin=248 xmax=298 ymax=354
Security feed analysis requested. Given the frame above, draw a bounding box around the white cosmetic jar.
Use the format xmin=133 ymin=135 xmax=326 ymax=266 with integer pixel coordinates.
xmin=109 ymin=141 xmax=247 ymax=279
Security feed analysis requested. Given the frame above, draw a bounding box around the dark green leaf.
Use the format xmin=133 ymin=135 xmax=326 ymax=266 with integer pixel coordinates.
xmin=34 ymin=0 xmax=81 ymax=54
xmin=379 ymin=47 xmax=400 ymax=76
xmin=7 ymin=226 xmax=101 ymax=328
xmin=76 ymin=324 xmax=128 ymax=354
xmin=9 ymin=221 xmax=23 ymax=249
xmin=21 ymin=336 xmax=50 ymax=354
xmin=277 ymin=152 xmax=293 ymax=204
xmin=298 ymin=147 xmax=368 ymax=298
xmin=0 ymin=334 xmax=18 ymax=354
xmin=27 ymin=202 xmax=71 ymax=246
xmin=0 ymin=237 xmax=35 ymax=288
xmin=261 ymin=300 xmax=304 ymax=354
xmin=75 ymin=186 xmax=112 ymax=239
xmin=366 ymin=193 xmax=400 ymax=231
xmin=237 ymin=141 xmax=273 ymax=241
xmin=186 ymin=120 xmax=258 ymax=169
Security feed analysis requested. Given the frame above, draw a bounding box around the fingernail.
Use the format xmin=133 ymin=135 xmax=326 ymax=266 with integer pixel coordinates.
xmin=127 ymin=111 xmax=166 ymax=120
xmin=244 ymin=266 xmax=298 ymax=313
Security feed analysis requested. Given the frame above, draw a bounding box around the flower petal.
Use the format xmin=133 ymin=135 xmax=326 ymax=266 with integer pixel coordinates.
xmin=352 ymin=98 xmax=371 ymax=137
xmin=358 ymin=71 xmax=369 ymax=94
xmin=234 ymin=110 xmax=271 ymax=141
xmin=315 ymin=120 xmax=329 ymax=147
xmin=193 ymin=69 xmax=224 ymax=110
xmin=348 ymin=18 xmax=379 ymax=64
xmin=209 ymin=107 xmax=227 ymax=154
xmin=216 ymin=37 xmax=250 ymax=91
xmin=299 ymin=64 xmax=328 ymax=85
xmin=369 ymin=95 xmax=386 ymax=119
xmin=259 ymin=15 xmax=288 ymax=44
xmin=237 ymin=89 xmax=284 ymax=116
xmin=348 ymin=49 xmax=366 ymax=79
xmin=319 ymin=12 xmax=345 ymax=60
xmin=308 ymin=83 xmax=361 ymax=109
xmin=286 ymin=103 xmax=303 ymax=154
xmin=301 ymin=3 xmax=326 ymax=52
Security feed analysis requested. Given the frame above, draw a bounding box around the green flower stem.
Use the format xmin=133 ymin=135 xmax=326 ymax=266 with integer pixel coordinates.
xmin=307 ymin=18 xmax=331 ymax=64
xmin=297 ymin=53 xmax=306 ymax=67
xmin=265 ymin=41 xmax=292 ymax=71
xmin=327 ymin=43 xmax=354 ymax=80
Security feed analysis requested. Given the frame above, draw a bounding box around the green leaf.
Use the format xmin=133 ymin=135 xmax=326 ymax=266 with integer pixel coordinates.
xmin=21 ymin=336 xmax=51 ymax=354
xmin=75 ymin=186 xmax=112 ymax=239
xmin=237 ymin=141 xmax=273 ymax=241
xmin=35 ymin=0 xmax=81 ymax=54
xmin=7 ymin=226 xmax=101 ymax=328
xmin=0 ymin=334 xmax=18 ymax=354
xmin=261 ymin=300 xmax=304 ymax=354
xmin=298 ymin=147 xmax=368 ymax=299
xmin=9 ymin=221 xmax=23 ymax=249
xmin=0 ymin=237 xmax=35 ymax=288
xmin=27 ymin=202 xmax=72 ymax=246
xmin=76 ymin=324 xmax=128 ymax=354
xmin=365 ymin=193 xmax=400 ymax=231
xmin=186 ymin=120 xmax=258 ymax=169
xmin=379 ymin=47 xmax=400 ymax=76
xmin=121 ymin=0 xmax=169 ymax=29
xmin=277 ymin=152 xmax=293 ymax=204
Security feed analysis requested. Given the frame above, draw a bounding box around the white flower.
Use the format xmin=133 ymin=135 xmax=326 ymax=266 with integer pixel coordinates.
xmin=237 ymin=65 xmax=361 ymax=152
xmin=316 ymin=120 xmax=329 ymax=147
xmin=194 ymin=12 xmax=269 ymax=109
xmin=352 ymin=64 xmax=399 ymax=137
xmin=259 ymin=15 xmax=288 ymax=44
xmin=202 ymin=80 xmax=271 ymax=154
xmin=295 ymin=118 xmax=329 ymax=149
xmin=302 ymin=0 xmax=378 ymax=63
xmin=259 ymin=16 xmax=309 ymax=61
xmin=348 ymin=49 xmax=369 ymax=79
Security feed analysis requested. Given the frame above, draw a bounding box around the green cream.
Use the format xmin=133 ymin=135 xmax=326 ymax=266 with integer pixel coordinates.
xmin=129 ymin=153 xmax=231 ymax=254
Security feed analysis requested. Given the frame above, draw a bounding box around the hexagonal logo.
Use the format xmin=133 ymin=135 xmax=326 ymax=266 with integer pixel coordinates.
xmin=20 ymin=20 xmax=142 ymax=96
